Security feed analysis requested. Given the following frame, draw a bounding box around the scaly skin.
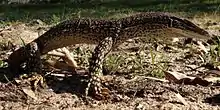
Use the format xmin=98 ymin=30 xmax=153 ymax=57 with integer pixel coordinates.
xmin=8 ymin=12 xmax=211 ymax=99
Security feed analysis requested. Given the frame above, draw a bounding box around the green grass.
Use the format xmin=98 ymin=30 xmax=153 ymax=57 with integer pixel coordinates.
xmin=104 ymin=54 xmax=125 ymax=74
xmin=207 ymin=36 xmax=220 ymax=67
xmin=0 ymin=0 xmax=220 ymax=24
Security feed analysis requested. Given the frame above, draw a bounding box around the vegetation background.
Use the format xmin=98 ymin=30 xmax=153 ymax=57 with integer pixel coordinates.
xmin=0 ymin=0 xmax=220 ymax=109
xmin=1 ymin=0 xmax=219 ymax=24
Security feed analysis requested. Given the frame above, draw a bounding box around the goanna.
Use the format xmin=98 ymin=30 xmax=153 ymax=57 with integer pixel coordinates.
xmin=8 ymin=12 xmax=212 ymax=99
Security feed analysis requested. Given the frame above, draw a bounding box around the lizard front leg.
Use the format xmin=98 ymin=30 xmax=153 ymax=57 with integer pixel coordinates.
xmin=86 ymin=36 xmax=114 ymax=100
xmin=26 ymin=42 xmax=42 ymax=73
xmin=22 ymin=42 xmax=45 ymax=89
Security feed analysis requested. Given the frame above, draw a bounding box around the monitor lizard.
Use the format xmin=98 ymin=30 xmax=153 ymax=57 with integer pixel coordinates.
xmin=7 ymin=12 xmax=212 ymax=99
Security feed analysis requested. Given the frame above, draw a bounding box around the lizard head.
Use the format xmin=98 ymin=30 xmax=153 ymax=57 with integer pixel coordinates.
xmin=168 ymin=16 xmax=212 ymax=39
xmin=121 ymin=12 xmax=212 ymax=39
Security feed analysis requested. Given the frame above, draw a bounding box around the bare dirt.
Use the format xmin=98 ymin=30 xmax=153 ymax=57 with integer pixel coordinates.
xmin=0 ymin=16 xmax=220 ymax=110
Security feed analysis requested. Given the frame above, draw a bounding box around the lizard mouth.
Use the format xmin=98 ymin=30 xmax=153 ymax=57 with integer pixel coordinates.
xmin=169 ymin=28 xmax=212 ymax=39
xmin=152 ymin=28 xmax=212 ymax=40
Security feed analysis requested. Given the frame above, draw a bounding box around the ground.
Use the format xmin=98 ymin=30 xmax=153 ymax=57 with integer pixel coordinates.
xmin=0 ymin=1 xmax=220 ymax=110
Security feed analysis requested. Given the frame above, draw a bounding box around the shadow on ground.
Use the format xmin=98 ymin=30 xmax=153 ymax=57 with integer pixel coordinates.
xmin=46 ymin=73 xmax=89 ymax=96
xmin=205 ymin=94 xmax=220 ymax=106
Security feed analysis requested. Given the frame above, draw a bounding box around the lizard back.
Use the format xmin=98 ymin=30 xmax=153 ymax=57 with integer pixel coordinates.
xmin=35 ymin=19 xmax=121 ymax=54
xmin=8 ymin=12 xmax=211 ymax=71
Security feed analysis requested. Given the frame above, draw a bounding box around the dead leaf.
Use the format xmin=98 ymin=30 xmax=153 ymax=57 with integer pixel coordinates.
xmin=175 ymin=93 xmax=188 ymax=105
xmin=22 ymin=87 xmax=37 ymax=100
xmin=14 ymin=79 xmax=22 ymax=84
xmin=164 ymin=71 xmax=211 ymax=86
xmin=197 ymin=41 xmax=208 ymax=53
xmin=172 ymin=38 xmax=180 ymax=42
xmin=205 ymin=77 xmax=220 ymax=83
xmin=165 ymin=71 xmax=194 ymax=82
xmin=145 ymin=77 xmax=169 ymax=82
xmin=47 ymin=50 xmax=66 ymax=57
xmin=47 ymin=47 xmax=78 ymax=68
xmin=61 ymin=47 xmax=78 ymax=68
xmin=217 ymin=66 xmax=220 ymax=71
xmin=45 ymin=60 xmax=75 ymax=72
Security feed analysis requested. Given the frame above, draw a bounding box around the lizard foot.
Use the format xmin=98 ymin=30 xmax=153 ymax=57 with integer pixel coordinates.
xmin=16 ymin=73 xmax=46 ymax=90
xmin=86 ymin=75 xmax=111 ymax=100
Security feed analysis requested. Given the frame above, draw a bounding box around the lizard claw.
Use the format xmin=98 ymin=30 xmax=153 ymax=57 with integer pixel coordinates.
xmin=85 ymin=76 xmax=111 ymax=100
xmin=18 ymin=73 xmax=46 ymax=90
xmin=93 ymin=85 xmax=110 ymax=100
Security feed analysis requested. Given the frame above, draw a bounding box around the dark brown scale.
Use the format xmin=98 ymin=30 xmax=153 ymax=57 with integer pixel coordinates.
xmin=8 ymin=12 xmax=211 ymax=74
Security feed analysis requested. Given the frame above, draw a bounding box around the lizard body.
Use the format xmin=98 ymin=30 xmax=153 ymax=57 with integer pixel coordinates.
xmin=8 ymin=12 xmax=211 ymax=98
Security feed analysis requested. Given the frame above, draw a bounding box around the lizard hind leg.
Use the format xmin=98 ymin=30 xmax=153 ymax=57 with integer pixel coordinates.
xmin=22 ymin=42 xmax=45 ymax=89
xmin=86 ymin=36 xmax=114 ymax=100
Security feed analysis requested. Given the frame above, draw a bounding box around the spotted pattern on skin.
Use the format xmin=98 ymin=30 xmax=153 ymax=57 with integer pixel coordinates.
xmin=8 ymin=12 xmax=211 ymax=99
